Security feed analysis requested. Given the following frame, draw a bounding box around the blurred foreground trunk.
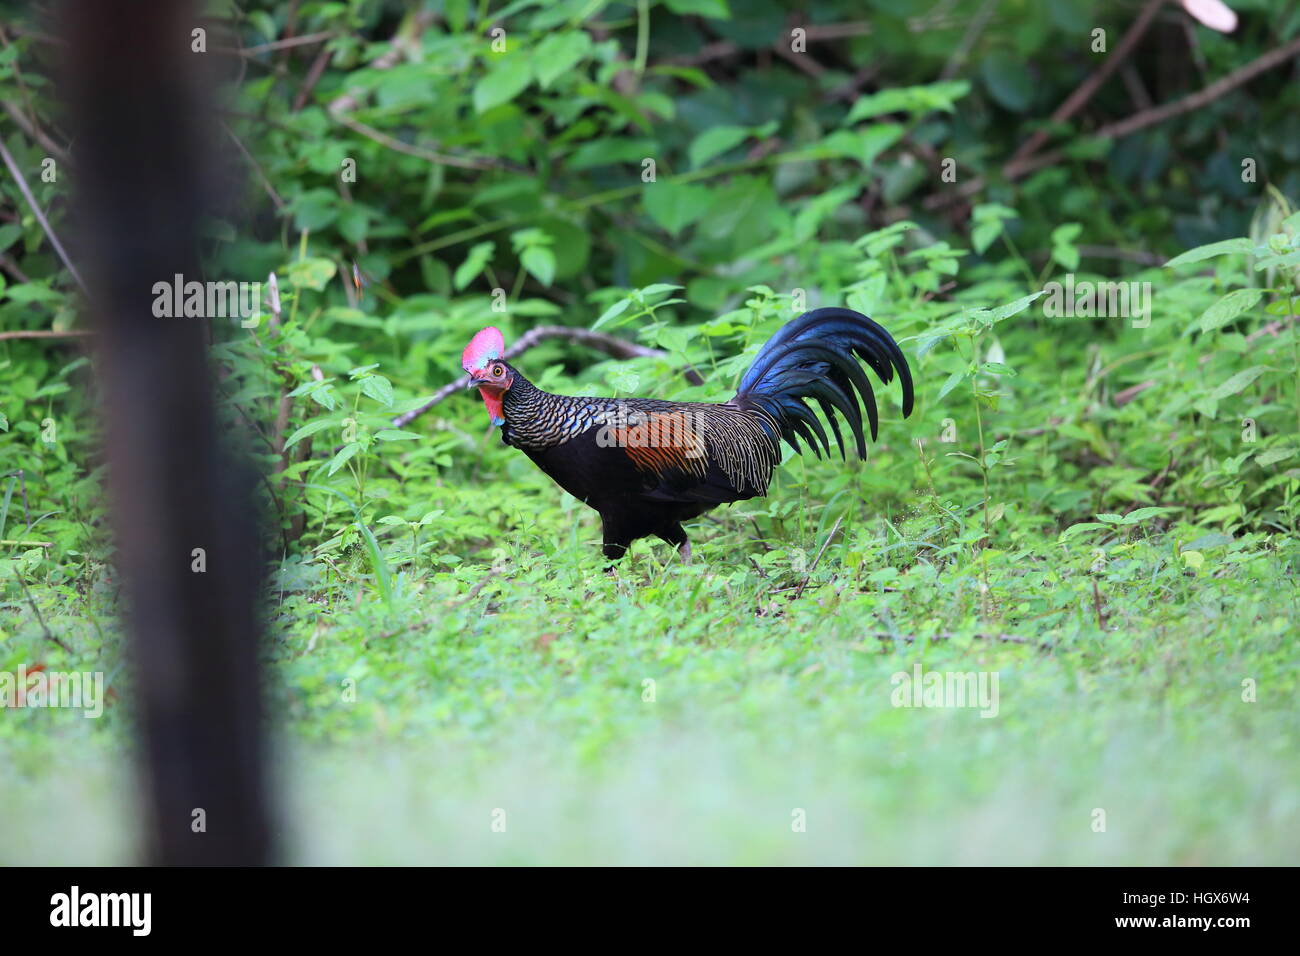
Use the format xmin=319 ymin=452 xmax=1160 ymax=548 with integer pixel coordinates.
xmin=62 ymin=0 xmax=272 ymax=865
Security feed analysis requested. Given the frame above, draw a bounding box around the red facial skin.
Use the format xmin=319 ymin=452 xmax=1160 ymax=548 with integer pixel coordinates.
xmin=467 ymin=362 xmax=513 ymax=426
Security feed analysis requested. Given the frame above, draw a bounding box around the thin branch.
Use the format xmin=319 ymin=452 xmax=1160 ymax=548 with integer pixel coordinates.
xmin=1091 ymin=33 xmax=1300 ymax=141
xmin=2 ymin=100 xmax=70 ymax=164
xmin=1113 ymin=380 xmax=1157 ymax=406
xmin=222 ymin=121 xmax=285 ymax=209
xmin=1008 ymin=0 xmax=1166 ymax=167
xmin=939 ymin=0 xmax=996 ymax=81
xmin=391 ymin=325 xmax=705 ymax=428
xmin=0 ymin=251 xmax=31 ymax=283
xmin=216 ymin=30 xmax=335 ymax=57
xmin=0 ymin=136 xmax=86 ymax=293
xmin=928 ymin=32 xmax=1300 ymax=211
xmin=293 ymin=45 xmax=334 ymax=111
xmin=13 ymin=573 xmax=71 ymax=653
xmin=330 ymin=112 xmax=519 ymax=172
xmin=794 ymin=514 xmax=843 ymax=599
xmin=0 ymin=329 xmax=92 ymax=342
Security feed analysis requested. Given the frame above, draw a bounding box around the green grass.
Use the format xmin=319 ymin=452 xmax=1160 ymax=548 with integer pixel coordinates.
xmin=3 ymin=490 xmax=1297 ymax=864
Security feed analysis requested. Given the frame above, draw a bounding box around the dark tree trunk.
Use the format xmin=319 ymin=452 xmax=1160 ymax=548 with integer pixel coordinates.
xmin=62 ymin=0 xmax=273 ymax=865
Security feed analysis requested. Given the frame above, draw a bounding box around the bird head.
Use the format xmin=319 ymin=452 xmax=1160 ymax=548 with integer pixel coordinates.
xmin=462 ymin=326 xmax=513 ymax=426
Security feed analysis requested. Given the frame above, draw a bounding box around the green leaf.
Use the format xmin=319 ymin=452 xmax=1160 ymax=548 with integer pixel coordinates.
xmin=1119 ymin=506 xmax=1176 ymax=525
xmin=284 ymin=417 xmax=339 ymax=450
xmin=643 ymin=181 xmax=712 ymax=236
xmin=474 ymin=56 xmax=532 ymax=113
xmin=360 ymin=374 xmax=394 ymax=407
xmin=981 ymin=52 xmax=1034 ymax=112
xmin=1180 ymin=533 xmax=1234 ymax=552
xmin=605 ymin=364 xmax=640 ymax=392
xmin=337 ymin=205 xmax=368 ymax=244
xmin=845 ymin=80 xmax=970 ymax=123
xmin=664 ymin=0 xmax=730 ymax=18
xmin=1164 ymin=238 xmax=1253 ymax=267
xmin=521 ymin=246 xmax=556 ymax=286
xmin=1197 ymin=288 xmax=1264 ymax=334
xmin=374 ymin=429 xmax=420 ymax=441
xmin=1208 ymin=365 xmax=1269 ymax=402
xmin=534 ymin=32 xmax=591 ymax=89
xmin=592 ymin=297 xmax=631 ymax=331
xmin=936 ymin=368 xmax=967 ymax=401
xmin=970 ymin=203 xmax=1017 ymax=254
xmin=993 ymin=290 xmax=1045 ymax=319
xmin=1255 ymin=446 xmax=1298 ymax=467
xmin=825 ymin=124 xmax=904 ymax=168
xmin=285 ymin=257 xmax=337 ymax=291
xmin=688 ymin=125 xmax=750 ymax=168
xmin=454 ymin=242 xmax=495 ymax=291
xmin=326 ymin=442 xmax=362 ymax=476
xmin=639 ymin=283 xmax=684 ymax=299
xmin=1060 ymin=522 xmax=1108 ymax=539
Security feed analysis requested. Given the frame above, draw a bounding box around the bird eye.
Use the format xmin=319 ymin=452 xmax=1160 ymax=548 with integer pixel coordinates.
xmin=492 ymin=364 xmax=505 ymax=377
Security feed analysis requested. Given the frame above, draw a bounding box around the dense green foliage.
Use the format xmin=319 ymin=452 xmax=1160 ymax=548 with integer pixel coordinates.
xmin=2 ymin=0 xmax=1298 ymax=863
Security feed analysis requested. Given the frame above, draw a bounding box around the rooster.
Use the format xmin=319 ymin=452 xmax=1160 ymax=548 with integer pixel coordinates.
xmin=463 ymin=308 xmax=914 ymax=560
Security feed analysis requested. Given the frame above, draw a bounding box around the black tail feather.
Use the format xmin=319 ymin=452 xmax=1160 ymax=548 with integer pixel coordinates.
xmin=732 ymin=307 xmax=914 ymax=458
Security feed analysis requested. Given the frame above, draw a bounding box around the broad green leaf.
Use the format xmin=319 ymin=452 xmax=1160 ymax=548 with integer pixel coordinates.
xmin=845 ymin=80 xmax=970 ymax=123
xmin=454 ymin=241 xmax=495 ymax=290
xmin=1060 ymin=522 xmax=1108 ymax=539
xmin=474 ymin=56 xmax=532 ymax=113
xmin=1255 ymin=446 xmax=1298 ymax=467
xmin=592 ymin=297 xmax=631 ymax=330
xmin=521 ymin=246 xmax=556 ymax=286
xmin=326 ymin=441 xmax=362 ymax=476
xmin=664 ymin=0 xmax=730 ymax=18
xmin=639 ymin=283 xmax=684 ymax=298
xmin=361 ymin=374 xmax=394 ymax=407
xmin=688 ymin=125 xmax=749 ymax=168
xmin=1164 ymin=238 xmax=1253 ymax=267
xmin=1208 ymin=365 xmax=1269 ymax=402
xmin=936 ymin=368 xmax=967 ymax=401
xmin=1119 ymin=506 xmax=1176 ymax=525
xmin=1197 ymin=288 xmax=1263 ymax=334
xmin=643 ymin=181 xmax=712 ymax=236
xmin=606 ymin=365 xmax=640 ymax=392
xmin=284 ymin=417 xmax=339 ymax=450
xmin=1180 ymin=533 xmax=1233 ymax=551
xmin=285 ymin=257 xmax=337 ymax=291
xmin=981 ymin=53 xmax=1033 ymax=112
xmin=534 ymin=32 xmax=591 ymax=89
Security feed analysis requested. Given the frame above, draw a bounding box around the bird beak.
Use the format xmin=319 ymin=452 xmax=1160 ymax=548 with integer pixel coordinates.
xmin=466 ymin=370 xmax=486 ymax=388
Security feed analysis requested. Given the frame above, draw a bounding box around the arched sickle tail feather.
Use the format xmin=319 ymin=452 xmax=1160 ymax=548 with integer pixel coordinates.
xmin=732 ymin=307 xmax=914 ymax=458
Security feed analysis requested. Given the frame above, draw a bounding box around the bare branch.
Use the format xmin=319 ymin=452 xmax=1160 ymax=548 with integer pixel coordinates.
xmin=0 ymin=329 xmax=92 ymax=342
xmin=1007 ymin=0 xmax=1166 ymax=167
xmin=391 ymin=325 xmax=705 ymax=428
xmin=928 ymin=31 xmax=1300 ymax=211
xmin=0 ymin=125 xmax=86 ymax=293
